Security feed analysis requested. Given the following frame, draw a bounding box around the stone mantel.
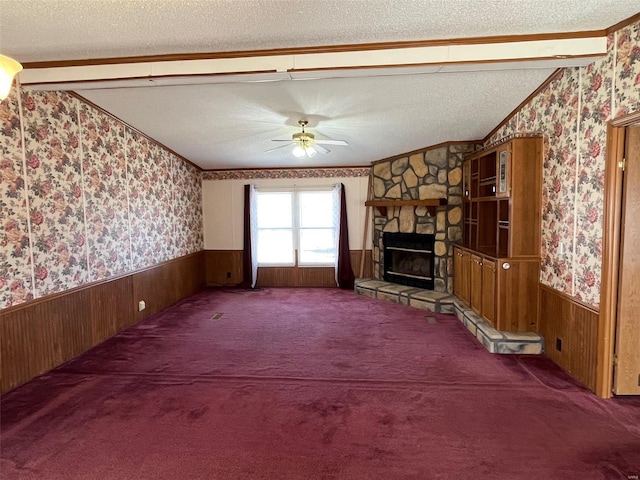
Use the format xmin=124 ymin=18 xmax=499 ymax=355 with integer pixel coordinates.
xmin=365 ymin=198 xmax=448 ymax=216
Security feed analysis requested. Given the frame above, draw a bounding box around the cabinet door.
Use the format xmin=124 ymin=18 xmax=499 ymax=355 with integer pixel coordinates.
xmin=470 ymin=254 xmax=483 ymax=314
xmin=454 ymin=247 xmax=471 ymax=304
xmin=461 ymin=250 xmax=471 ymax=303
xmin=481 ymin=259 xmax=496 ymax=326
xmin=495 ymin=259 xmax=540 ymax=332
xmin=496 ymin=147 xmax=511 ymax=198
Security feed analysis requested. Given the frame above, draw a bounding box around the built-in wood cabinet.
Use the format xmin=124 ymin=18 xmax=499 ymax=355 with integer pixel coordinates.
xmin=454 ymin=247 xmax=540 ymax=332
xmin=455 ymin=136 xmax=542 ymax=333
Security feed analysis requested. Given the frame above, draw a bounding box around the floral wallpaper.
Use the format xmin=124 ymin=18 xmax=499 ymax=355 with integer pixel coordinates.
xmin=21 ymin=90 xmax=88 ymax=297
xmin=531 ymin=70 xmax=580 ymax=296
xmin=0 ymin=85 xmax=33 ymax=307
xmin=0 ymin=89 xmax=203 ymax=309
xmin=486 ymin=20 xmax=640 ymax=307
xmin=172 ymin=155 xmax=203 ymax=256
xmin=574 ymin=35 xmax=614 ymax=304
xmin=80 ymin=103 xmax=130 ymax=281
xmin=202 ymin=167 xmax=369 ymax=181
xmin=127 ymin=131 xmax=175 ymax=269
xmin=615 ymin=21 xmax=640 ymax=117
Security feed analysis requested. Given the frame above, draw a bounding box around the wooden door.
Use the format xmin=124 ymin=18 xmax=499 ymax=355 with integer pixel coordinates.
xmin=470 ymin=254 xmax=483 ymax=314
xmin=614 ymin=125 xmax=640 ymax=395
xmin=481 ymin=259 xmax=496 ymax=326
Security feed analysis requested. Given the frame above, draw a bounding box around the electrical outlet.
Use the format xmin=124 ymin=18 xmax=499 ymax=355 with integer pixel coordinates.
xmin=138 ymin=300 xmax=146 ymax=312
xmin=556 ymin=338 xmax=562 ymax=352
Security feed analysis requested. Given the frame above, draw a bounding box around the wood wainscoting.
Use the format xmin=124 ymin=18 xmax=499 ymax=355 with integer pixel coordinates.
xmin=205 ymin=250 xmax=373 ymax=287
xmin=0 ymin=251 xmax=206 ymax=393
xmin=539 ymin=284 xmax=599 ymax=391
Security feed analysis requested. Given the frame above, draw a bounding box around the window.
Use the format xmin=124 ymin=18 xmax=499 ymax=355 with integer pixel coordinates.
xmin=256 ymin=189 xmax=337 ymax=266
xmin=256 ymin=192 xmax=295 ymax=265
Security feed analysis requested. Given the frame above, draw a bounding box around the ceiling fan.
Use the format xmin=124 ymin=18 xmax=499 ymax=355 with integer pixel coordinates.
xmin=266 ymin=120 xmax=348 ymax=158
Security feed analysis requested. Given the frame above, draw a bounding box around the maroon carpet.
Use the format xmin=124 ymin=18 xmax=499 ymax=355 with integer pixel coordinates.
xmin=1 ymin=288 xmax=639 ymax=479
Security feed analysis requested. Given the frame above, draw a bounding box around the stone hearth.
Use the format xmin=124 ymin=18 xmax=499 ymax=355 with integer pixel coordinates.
xmin=355 ymin=278 xmax=544 ymax=355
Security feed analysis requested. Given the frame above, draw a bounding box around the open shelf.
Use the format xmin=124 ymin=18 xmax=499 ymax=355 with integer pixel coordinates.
xmin=479 ymin=177 xmax=497 ymax=185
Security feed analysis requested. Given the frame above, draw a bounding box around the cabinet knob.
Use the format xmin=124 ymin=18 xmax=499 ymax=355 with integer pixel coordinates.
xmin=502 ymin=262 xmax=510 ymax=270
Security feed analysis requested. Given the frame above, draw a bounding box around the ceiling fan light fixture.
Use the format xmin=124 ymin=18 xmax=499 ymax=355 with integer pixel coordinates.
xmin=0 ymin=54 xmax=23 ymax=101
xmin=266 ymin=119 xmax=347 ymax=158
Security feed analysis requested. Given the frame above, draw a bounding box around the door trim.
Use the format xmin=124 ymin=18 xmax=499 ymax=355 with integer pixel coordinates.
xmin=598 ymin=115 xmax=638 ymax=398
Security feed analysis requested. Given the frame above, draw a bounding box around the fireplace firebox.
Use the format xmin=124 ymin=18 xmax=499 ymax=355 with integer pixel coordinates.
xmin=383 ymin=232 xmax=435 ymax=290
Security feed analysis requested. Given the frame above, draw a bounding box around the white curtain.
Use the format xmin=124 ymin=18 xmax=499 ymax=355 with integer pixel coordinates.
xmin=249 ymin=184 xmax=259 ymax=288
xmin=332 ymin=183 xmax=342 ymax=287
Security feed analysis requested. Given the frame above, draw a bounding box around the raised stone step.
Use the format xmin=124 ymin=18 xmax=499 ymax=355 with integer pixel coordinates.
xmin=355 ymin=278 xmax=544 ymax=355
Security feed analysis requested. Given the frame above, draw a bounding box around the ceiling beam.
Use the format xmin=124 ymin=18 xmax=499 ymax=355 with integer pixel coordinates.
xmin=20 ymin=36 xmax=607 ymax=91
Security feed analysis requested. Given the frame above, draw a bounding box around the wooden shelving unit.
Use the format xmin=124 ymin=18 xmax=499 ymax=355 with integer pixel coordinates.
xmin=455 ymin=136 xmax=543 ymax=332
xmin=365 ymin=198 xmax=447 ymax=216
xmin=462 ymin=137 xmax=541 ymax=258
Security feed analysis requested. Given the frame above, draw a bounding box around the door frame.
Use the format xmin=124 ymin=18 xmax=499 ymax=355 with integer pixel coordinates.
xmin=598 ymin=112 xmax=640 ymax=398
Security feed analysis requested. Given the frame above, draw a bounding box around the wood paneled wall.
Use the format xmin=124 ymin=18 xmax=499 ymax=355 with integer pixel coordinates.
xmin=0 ymin=252 xmax=205 ymax=393
xmin=539 ymin=284 xmax=599 ymax=391
xmin=205 ymin=250 xmax=244 ymax=286
xmin=133 ymin=252 xmax=205 ymax=321
xmin=205 ymin=250 xmax=373 ymax=287
xmin=255 ymin=266 xmax=332 ymax=287
xmin=352 ymin=250 xmax=374 ymax=280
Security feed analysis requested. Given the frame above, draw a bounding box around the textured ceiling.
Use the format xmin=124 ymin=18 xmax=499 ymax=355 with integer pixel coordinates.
xmin=1 ymin=1 xmax=637 ymax=169
xmin=1 ymin=0 xmax=637 ymax=62
xmin=80 ymin=69 xmax=555 ymax=169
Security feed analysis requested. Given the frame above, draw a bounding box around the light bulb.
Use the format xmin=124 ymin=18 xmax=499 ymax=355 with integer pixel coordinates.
xmin=306 ymin=146 xmax=317 ymax=158
xmin=292 ymin=146 xmax=306 ymax=158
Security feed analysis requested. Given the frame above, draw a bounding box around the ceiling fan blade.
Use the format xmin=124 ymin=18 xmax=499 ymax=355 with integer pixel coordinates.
xmin=315 ymin=140 xmax=348 ymax=146
xmin=314 ymin=144 xmax=330 ymax=154
xmin=271 ymin=139 xmax=293 ymax=142
xmin=265 ymin=142 xmax=294 ymax=153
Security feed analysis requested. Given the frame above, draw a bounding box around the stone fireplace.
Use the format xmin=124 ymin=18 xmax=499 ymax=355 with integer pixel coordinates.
xmin=371 ymin=142 xmax=479 ymax=292
xmin=383 ymin=232 xmax=435 ymax=289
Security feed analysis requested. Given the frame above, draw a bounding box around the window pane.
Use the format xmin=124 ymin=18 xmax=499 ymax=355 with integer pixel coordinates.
xmin=299 ymin=228 xmax=335 ymax=264
xmin=299 ymin=191 xmax=334 ymax=228
xmin=257 ymin=229 xmax=294 ymax=264
xmin=257 ymin=192 xmax=292 ymax=228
